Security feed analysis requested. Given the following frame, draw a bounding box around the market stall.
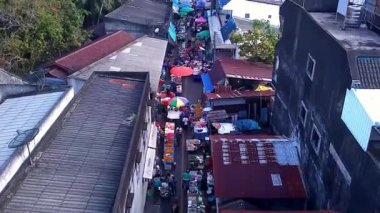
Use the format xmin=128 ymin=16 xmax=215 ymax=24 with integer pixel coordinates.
xmin=186 ymin=139 xmax=201 ymax=152
xmin=193 ymin=119 xmax=208 ymax=140
xmin=163 ymin=122 xmax=175 ymax=170
xmin=188 ymin=154 xmax=204 ymax=170
xmin=187 ymin=171 xmax=206 ymax=213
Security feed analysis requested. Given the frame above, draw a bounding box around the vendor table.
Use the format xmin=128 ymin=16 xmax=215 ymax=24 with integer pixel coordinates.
xmin=186 ymin=139 xmax=201 ymax=152
xmin=206 ymin=110 xmax=228 ymax=122
xmin=188 ymin=154 xmax=204 ymax=170
xmin=163 ymin=122 xmax=175 ymax=170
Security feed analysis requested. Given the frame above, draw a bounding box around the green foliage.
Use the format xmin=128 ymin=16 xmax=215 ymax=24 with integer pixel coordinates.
xmin=76 ymin=0 xmax=121 ymax=26
xmin=0 ymin=0 xmax=89 ymax=74
xmin=231 ymin=19 xmax=279 ymax=64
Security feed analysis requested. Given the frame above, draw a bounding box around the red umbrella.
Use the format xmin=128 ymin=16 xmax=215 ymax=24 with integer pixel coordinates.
xmin=170 ymin=66 xmax=193 ymax=77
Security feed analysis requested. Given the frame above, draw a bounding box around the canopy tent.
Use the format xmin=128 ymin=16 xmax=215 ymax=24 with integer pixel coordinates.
xmin=196 ymin=30 xmax=210 ymax=40
xmin=180 ymin=6 xmax=194 ymax=13
xmin=170 ymin=66 xmax=193 ymax=77
xmin=168 ymin=22 xmax=177 ymax=42
xmin=196 ymin=0 xmax=206 ymax=9
xmin=195 ymin=16 xmax=207 ymax=23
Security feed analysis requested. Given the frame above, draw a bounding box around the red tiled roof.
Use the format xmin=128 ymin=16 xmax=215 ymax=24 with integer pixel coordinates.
xmin=221 ymin=210 xmax=336 ymax=213
xmin=211 ymin=134 xmax=307 ymax=199
xmin=206 ymin=85 xmax=275 ymax=100
xmin=47 ymin=31 xmax=135 ymax=78
xmin=219 ymin=58 xmax=273 ymax=80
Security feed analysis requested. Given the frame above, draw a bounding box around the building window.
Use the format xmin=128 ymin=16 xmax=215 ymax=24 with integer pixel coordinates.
xmin=245 ymin=13 xmax=250 ymax=19
xmin=299 ymin=101 xmax=308 ymax=126
xmin=306 ymin=53 xmax=316 ymax=80
xmin=310 ymin=124 xmax=321 ymax=153
xmin=268 ymin=15 xmax=272 ymax=19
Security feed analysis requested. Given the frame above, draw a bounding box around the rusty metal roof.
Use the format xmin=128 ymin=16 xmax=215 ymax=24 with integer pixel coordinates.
xmin=47 ymin=31 xmax=135 ymax=78
xmin=206 ymin=85 xmax=275 ymax=100
xmin=211 ymin=134 xmax=306 ymax=199
xmin=211 ymin=58 xmax=273 ymax=82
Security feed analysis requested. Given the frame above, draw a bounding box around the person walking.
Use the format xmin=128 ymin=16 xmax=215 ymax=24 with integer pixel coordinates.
xmin=182 ymin=116 xmax=189 ymax=130
xmin=182 ymin=170 xmax=191 ymax=190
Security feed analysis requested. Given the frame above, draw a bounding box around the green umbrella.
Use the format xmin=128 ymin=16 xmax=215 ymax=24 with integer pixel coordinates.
xmin=196 ymin=30 xmax=210 ymax=40
xmin=180 ymin=6 xmax=194 ymax=13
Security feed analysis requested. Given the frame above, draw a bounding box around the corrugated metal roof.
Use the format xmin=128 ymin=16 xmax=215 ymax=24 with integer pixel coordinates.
xmin=47 ymin=31 xmax=136 ymax=78
xmin=211 ymin=134 xmax=306 ymax=199
xmin=219 ymin=58 xmax=273 ymax=81
xmin=105 ymin=0 xmax=169 ymax=25
xmin=1 ymin=74 xmax=145 ymax=212
xmin=69 ymin=36 xmax=167 ymax=92
xmin=357 ymin=56 xmax=380 ymax=89
xmin=0 ymin=92 xmax=64 ymax=169
xmin=206 ymin=85 xmax=275 ymax=100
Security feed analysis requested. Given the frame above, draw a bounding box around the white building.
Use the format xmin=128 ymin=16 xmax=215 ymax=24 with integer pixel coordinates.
xmin=223 ymin=0 xmax=282 ymax=28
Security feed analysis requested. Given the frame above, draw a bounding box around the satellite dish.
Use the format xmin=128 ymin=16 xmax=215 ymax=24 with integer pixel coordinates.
xmin=8 ymin=128 xmax=39 ymax=148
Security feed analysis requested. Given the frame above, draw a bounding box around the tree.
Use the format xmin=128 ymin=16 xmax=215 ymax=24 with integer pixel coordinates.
xmin=230 ymin=19 xmax=279 ymax=64
xmin=0 ymin=0 xmax=89 ymax=74
xmin=76 ymin=0 xmax=121 ymax=26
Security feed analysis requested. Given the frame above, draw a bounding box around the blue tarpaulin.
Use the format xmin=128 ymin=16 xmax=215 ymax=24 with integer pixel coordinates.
xmin=218 ymin=0 xmax=231 ymax=8
xmin=201 ymin=73 xmax=213 ymax=93
xmin=196 ymin=0 xmax=205 ymax=9
xmin=220 ymin=18 xmax=237 ymax=41
xmin=168 ymin=22 xmax=176 ymax=42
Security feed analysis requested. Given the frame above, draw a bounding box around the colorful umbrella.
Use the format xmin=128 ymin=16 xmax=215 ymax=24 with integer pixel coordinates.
xmin=180 ymin=7 xmax=194 ymax=13
xmin=195 ymin=16 xmax=207 ymax=23
xmin=169 ymin=97 xmax=189 ymax=107
xmin=196 ymin=30 xmax=210 ymax=40
xmin=170 ymin=66 xmax=193 ymax=76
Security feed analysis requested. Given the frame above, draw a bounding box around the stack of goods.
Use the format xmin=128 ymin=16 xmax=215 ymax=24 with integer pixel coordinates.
xmin=186 ymin=139 xmax=201 ymax=151
xmin=163 ymin=122 xmax=175 ymax=170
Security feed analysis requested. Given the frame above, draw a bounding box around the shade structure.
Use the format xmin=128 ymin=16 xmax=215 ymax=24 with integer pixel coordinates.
xmin=196 ymin=30 xmax=210 ymax=40
xmin=195 ymin=16 xmax=207 ymax=23
xmin=170 ymin=66 xmax=193 ymax=76
xmin=179 ymin=2 xmax=192 ymax=7
xmin=169 ymin=96 xmax=189 ymax=107
xmin=180 ymin=6 xmax=194 ymax=13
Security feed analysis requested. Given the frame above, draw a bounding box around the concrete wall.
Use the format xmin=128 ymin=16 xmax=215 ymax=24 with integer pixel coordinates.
xmin=68 ymin=78 xmax=85 ymax=94
xmin=223 ymin=0 xmax=281 ymax=27
xmin=0 ymin=84 xmax=37 ymax=103
xmin=272 ymin=1 xmax=380 ymax=212
xmin=105 ymin=18 xmax=165 ymax=38
xmin=0 ymin=88 xmax=74 ymax=194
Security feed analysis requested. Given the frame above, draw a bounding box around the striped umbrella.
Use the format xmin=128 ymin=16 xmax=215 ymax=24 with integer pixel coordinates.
xmin=169 ymin=97 xmax=189 ymax=108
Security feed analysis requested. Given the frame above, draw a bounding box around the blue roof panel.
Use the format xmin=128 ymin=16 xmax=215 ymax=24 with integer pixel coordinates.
xmin=0 ymin=92 xmax=63 ymax=169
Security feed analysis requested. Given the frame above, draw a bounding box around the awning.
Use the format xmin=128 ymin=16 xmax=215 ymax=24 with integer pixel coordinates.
xmin=168 ymin=22 xmax=177 ymax=42
xmin=148 ymin=125 xmax=158 ymax=149
xmin=201 ymin=73 xmax=213 ymax=93
xmin=143 ymin=148 xmax=157 ymax=179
